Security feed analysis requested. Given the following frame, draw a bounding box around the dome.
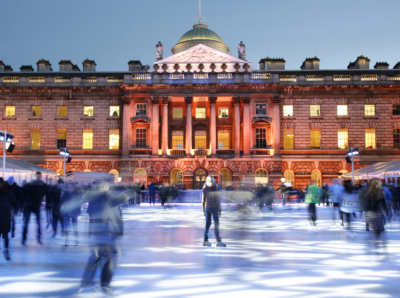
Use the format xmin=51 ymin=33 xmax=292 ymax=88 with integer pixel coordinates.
xmin=172 ymin=24 xmax=230 ymax=55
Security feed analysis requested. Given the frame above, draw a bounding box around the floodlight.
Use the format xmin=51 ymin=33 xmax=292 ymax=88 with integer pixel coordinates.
xmin=7 ymin=143 xmax=15 ymax=153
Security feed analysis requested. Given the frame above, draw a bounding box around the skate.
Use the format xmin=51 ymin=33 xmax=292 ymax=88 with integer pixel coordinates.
xmin=203 ymin=239 xmax=211 ymax=247
xmin=216 ymin=240 xmax=227 ymax=248
xmin=3 ymin=249 xmax=10 ymax=261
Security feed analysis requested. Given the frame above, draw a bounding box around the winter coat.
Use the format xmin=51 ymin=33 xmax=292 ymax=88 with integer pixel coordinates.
xmin=358 ymin=186 xmax=369 ymax=212
xmin=60 ymin=190 xmax=82 ymax=218
xmin=202 ymin=184 xmax=221 ymax=212
xmin=0 ymin=189 xmax=18 ymax=233
xmin=328 ymin=184 xmax=344 ymax=203
xmin=340 ymin=191 xmax=359 ymax=213
xmin=8 ymin=183 xmax=20 ymax=211
xmin=148 ymin=183 xmax=156 ymax=196
xmin=23 ymin=179 xmax=48 ymax=209
xmin=304 ymin=185 xmax=323 ymax=204
xmin=48 ymin=186 xmax=62 ymax=213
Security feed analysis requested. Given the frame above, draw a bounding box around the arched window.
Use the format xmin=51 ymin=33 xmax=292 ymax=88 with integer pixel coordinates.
xmin=219 ymin=168 xmax=232 ymax=189
xmin=170 ymin=168 xmax=183 ymax=188
xmin=134 ymin=168 xmax=147 ymax=186
xmin=83 ymin=169 xmax=91 ymax=172
xmin=284 ymin=170 xmax=295 ymax=186
xmin=194 ymin=169 xmax=207 ymax=189
xmin=311 ymin=170 xmax=322 ymax=186
xmin=57 ymin=169 xmax=64 ymax=177
xmin=109 ymin=169 xmax=119 ymax=184
xmin=255 ymin=168 xmax=268 ymax=184
xmin=339 ymin=169 xmax=348 ymax=175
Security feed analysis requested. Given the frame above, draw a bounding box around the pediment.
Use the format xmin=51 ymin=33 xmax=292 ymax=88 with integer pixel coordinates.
xmin=131 ymin=116 xmax=151 ymax=123
xmin=252 ymin=116 xmax=272 ymax=124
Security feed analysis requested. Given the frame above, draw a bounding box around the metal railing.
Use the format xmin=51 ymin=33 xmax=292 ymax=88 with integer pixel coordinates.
xmin=55 ymin=77 xmax=71 ymax=83
xmin=334 ymin=74 xmax=351 ymax=81
xmin=132 ymin=74 xmax=151 ymax=80
xmin=82 ymin=77 xmax=97 ymax=83
xmin=307 ymin=75 xmax=323 ymax=82
xmin=3 ymin=77 xmax=19 ymax=83
xmin=280 ymin=75 xmax=297 ymax=82
xmin=29 ymin=77 xmax=45 ymax=83
xmin=361 ymin=74 xmax=378 ymax=81
xmin=252 ymin=73 xmax=271 ymax=80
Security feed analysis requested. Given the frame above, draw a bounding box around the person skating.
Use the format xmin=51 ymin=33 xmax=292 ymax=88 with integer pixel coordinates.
xmin=6 ymin=177 xmax=20 ymax=238
xmin=49 ymin=180 xmax=63 ymax=237
xmin=60 ymin=183 xmax=83 ymax=246
xmin=148 ymin=182 xmax=156 ymax=205
xmin=278 ymin=183 xmax=288 ymax=206
xmin=202 ymin=176 xmax=226 ymax=248
xmin=304 ymin=180 xmax=323 ymax=226
xmin=328 ymin=179 xmax=344 ymax=226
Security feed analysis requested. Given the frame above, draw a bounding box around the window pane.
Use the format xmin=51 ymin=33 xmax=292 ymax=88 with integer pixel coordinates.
xmin=337 ymin=105 xmax=348 ymax=116
xmin=57 ymin=106 xmax=67 ymax=117
xmin=173 ymin=108 xmax=183 ymax=118
xmin=255 ymin=169 xmax=268 ymax=184
xmin=134 ymin=169 xmax=147 ymax=185
xmin=170 ymin=169 xmax=183 ymax=188
xmin=393 ymin=105 xmax=400 ymax=116
xmin=196 ymin=108 xmax=206 ymax=118
xmin=256 ymin=104 xmax=266 ymax=115
xmin=394 ymin=129 xmax=400 ymax=148
xmin=283 ymin=129 xmax=294 ymax=149
xmin=136 ymin=104 xmax=146 ymax=116
xmin=195 ymin=131 xmax=206 ymax=149
xmin=83 ymin=106 xmax=94 ymax=116
xmin=109 ymin=106 xmax=120 ymax=117
xmin=256 ymin=128 xmax=267 ymax=148
xmin=365 ymin=104 xmax=375 ymax=116
xmin=172 ymin=131 xmax=184 ymax=149
xmin=5 ymin=106 xmax=15 ymax=117
xmin=31 ymin=129 xmax=40 ymax=149
xmin=32 ymin=106 xmax=41 ymax=117
xmin=284 ymin=170 xmax=294 ymax=184
xmin=217 ymin=131 xmax=229 ymax=149
xmin=365 ymin=128 xmax=376 ymax=149
xmin=310 ymin=105 xmax=321 ymax=116
xmin=310 ymin=130 xmax=321 ymax=149
xmin=283 ymin=105 xmax=293 ymax=117
xmin=57 ymin=129 xmax=67 ymax=149
xmin=218 ymin=108 xmax=229 ymax=118
xmin=311 ymin=170 xmax=321 ymax=186
xmin=83 ymin=129 xmax=93 ymax=149
xmin=136 ymin=128 xmax=146 ymax=148
xmin=338 ymin=129 xmax=348 ymax=149
xmin=109 ymin=129 xmax=119 ymax=149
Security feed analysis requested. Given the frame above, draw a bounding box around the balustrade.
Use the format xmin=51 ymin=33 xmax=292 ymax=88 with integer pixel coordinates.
xmin=29 ymin=77 xmax=45 ymax=83
xmin=252 ymin=73 xmax=271 ymax=80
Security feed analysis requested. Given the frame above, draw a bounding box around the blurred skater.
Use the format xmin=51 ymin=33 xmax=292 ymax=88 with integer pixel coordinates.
xmin=60 ymin=183 xmax=83 ymax=246
xmin=328 ymin=179 xmax=344 ymax=225
xmin=148 ymin=182 xmax=156 ymax=205
xmin=6 ymin=177 xmax=20 ymax=238
xmin=305 ymin=181 xmax=323 ymax=226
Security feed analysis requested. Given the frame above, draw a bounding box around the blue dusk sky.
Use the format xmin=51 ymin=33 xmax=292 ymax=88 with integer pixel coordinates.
xmin=1 ymin=0 xmax=399 ymax=71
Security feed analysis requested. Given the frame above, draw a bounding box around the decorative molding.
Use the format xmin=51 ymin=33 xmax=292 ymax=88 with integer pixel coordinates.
xmin=107 ymin=98 xmax=120 ymax=106
xmin=0 ymin=122 xmax=17 ymax=131
xmin=233 ymin=96 xmax=241 ymax=104
xmin=184 ymin=96 xmax=193 ymax=104
xmin=82 ymin=99 xmax=95 ymax=106
xmin=2 ymin=98 xmax=15 ymax=106
xmin=55 ymin=99 xmax=67 ymax=106
xmin=28 ymin=122 xmax=42 ymax=130
xmin=335 ymin=98 xmax=350 ymax=105
xmin=208 ymin=96 xmax=217 ymax=104
xmin=363 ymin=98 xmax=378 ymax=105
xmin=308 ymin=98 xmax=323 ymax=105
xmin=81 ymin=122 xmax=95 ymax=130
xmin=107 ymin=122 xmax=120 ymax=129
xmin=162 ymin=96 xmax=170 ymax=104
xmin=151 ymin=95 xmax=160 ymax=105
xmin=335 ymin=122 xmax=351 ymax=129
xmin=29 ymin=99 xmax=42 ymax=106
xmin=391 ymin=121 xmax=400 ymax=129
xmin=363 ymin=122 xmax=378 ymax=129
xmin=281 ymin=122 xmax=296 ymax=129
xmin=390 ymin=98 xmax=400 ymax=105
xmin=309 ymin=122 xmax=324 ymax=130
xmin=281 ymin=98 xmax=296 ymax=105
xmin=242 ymin=96 xmax=251 ymax=104
xmin=54 ymin=122 xmax=68 ymax=130
xmin=272 ymin=95 xmax=281 ymax=104
xmin=121 ymin=95 xmax=131 ymax=105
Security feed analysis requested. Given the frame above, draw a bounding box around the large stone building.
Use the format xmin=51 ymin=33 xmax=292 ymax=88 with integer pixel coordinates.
xmin=1 ymin=19 xmax=400 ymax=189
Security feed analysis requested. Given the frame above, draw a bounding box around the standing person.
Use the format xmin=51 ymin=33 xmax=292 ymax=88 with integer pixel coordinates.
xmin=358 ymin=181 xmax=370 ymax=231
xmin=328 ymin=180 xmax=344 ymax=226
xmin=148 ymin=182 xmax=156 ymax=205
xmin=45 ymin=183 xmax=53 ymax=230
xmin=132 ymin=182 xmax=140 ymax=204
xmin=340 ymin=180 xmax=358 ymax=229
xmin=6 ymin=177 xmax=20 ymax=238
xmin=0 ymin=178 xmax=18 ymax=261
xmin=278 ymin=183 xmax=288 ymax=206
xmin=202 ymin=176 xmax=226 ymax=248
xmin=265 ymin=183 xmax=275 ymax=213
xmin=22 ymin=171 xmax=48 ymax=246
xmin=49 ymin=180 xmax=63 ymax=237
xmin=304 ymin=181 xmax=323 ymax=226
xmin=60 ymin=184 xmax=82 ymax=246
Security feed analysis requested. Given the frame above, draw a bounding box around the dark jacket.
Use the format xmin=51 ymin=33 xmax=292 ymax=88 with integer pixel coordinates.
xmin=23 ymin=179 xmax=48 ymax=209
xmin=0 ymin=189 xmax=18 ymax=233
xmin=202 ymin=184 xmax=221 ymax=212
xmin=148 ymin=183 xmax=156 ymax=196
xmin=60 ymin=190 xmax=82 ymax=218
xmin=365 ymin=188 xmax=390 ymax=216
xmin=358 ymin=186 xmax=368 ymax=212
xmin=8 ymin=183 xmax=20 ymax=211
xmin=48 ymin=186 xmax=62 ymax=213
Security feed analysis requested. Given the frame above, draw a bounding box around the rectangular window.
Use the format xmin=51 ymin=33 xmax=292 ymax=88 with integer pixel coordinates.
xmin=256 ymin=104 xmax=266 ymax=115
xmin=173 ymin=108 xmax=183 ymax=119
xmin=30 ymin=129 xmax=40 ymax=149
xmin=310 ymin=105 xmax=321 ymax=117
xmin=393 ymin=105 xmax=400 ymax=116
xmin=136 ymin=128 xmax=146 ymax=148
xmin=83 ymin=129 xmax=93 ymax=149
xmin=337 ymin=105 xmax=348 ymax=116
xmin=5 ymin=106 xmax=15 ymax=117
xmin=109 ymin=129 xmax=119 ymax=149
xmin=172 ymin=131 xmax=184 ymax=149
xmin=365 ymin=104 xmax=375 ymax=116
xmin=218 ymin=108 xmax=229 ymax=118
xmin=256 ymin=128 xmax=267 ymax=148
xmin=338 ymin=129 xmax=348 ymax=149
xmin=109 ymin=106 xmax=120 ymax=117
xmin=57 ymin=129 xmax=67 ymax=149
xmin=283 ymin=105 xmax=293 ymax=117
xmin=283 ymin=129 xmax=294 ymax=149
xmin=136 ymin=104 xmax=146 ymax=116
xmin=31 ymin=106 xmax=41 ymax=117
xmin=196 ymin=108 xmax=206 ymax=118
xmin=310 ymin=130 xmax=321 ymax=149
xmin=394 ymin=129 xmax=400 ymax=148
xmin=83 ymin=106 xmax=94 ymax=117
xmin=195 ymin=131 xmax=206 ymax=149
xmin=57 ymin=106 xmax=67 ymax=117
xmin=365 ymin=129 xmax=376 ymax=149
xmin=217 ymin=131 xmax=230 ymax=149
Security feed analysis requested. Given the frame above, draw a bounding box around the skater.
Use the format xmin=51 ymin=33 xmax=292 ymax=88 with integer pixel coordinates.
xmin=265 ymin=183 xmax=275 ymax=213
xmin=60 ymin=183 xmax=82 ymax=246
xmin=278 ymin=183 xmax=288 ymax=206
xmin=148 ymin=182 xmax=156 ymax=205
xmin=358 ymin=182 xmax=370 ymax=231
xmin=202 ymin=176 xmax=226 ymax=248
xmin=6 ymin=177 xmax=20 ymax=238
xmin=328 ymin=179 xmax=344 ymax=226
xmin=340 ymin=180 xmax=358 ymax=229
xmin=304 ymin=180 xmax=323 ymax=226
xmin=0 ymin=178 xmax=18 ymax=261
xmin=49 ymin=180 xmax=64 ymax=237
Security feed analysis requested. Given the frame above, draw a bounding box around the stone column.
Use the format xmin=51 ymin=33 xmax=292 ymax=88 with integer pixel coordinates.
xmin=122 ymin=95 xmax=132 ymax=157
xmin=209 ymin=96 xmax=217 ymax=156
xmin=242 ymin=96 xmax=251 ymax=156
xmin=272 ymin=96 xmax=281 ymax=156
xmin=161 ymin=96 xmax=169 ymax=156
xmin=151 ymin=96 xmax=160 ymax=156
xmin=233 ymin=96 xmax=241 ymax=157
xmin=185 ymin=96 xmax=193 ymax=157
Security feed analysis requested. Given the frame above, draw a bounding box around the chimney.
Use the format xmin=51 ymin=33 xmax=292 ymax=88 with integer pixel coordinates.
xmin=300 ymin=57 xmax=320 ymax=70
xmin=0 ymin=60 xmax=4 ymax=72
xmin=82 ymin=59 xmax=96 ymax=71
xmin=259 ymin=57 xmax=286 ymax=70
xmin=394 ymin=62 xmax=400 ymax=70
xmin=20 ymin=65 xmax=34 ymax=72
xmin=36 ymin=59 xmax=52 ymax=72
xmin=374 ymin=62 xmax=389 ymax=70
xmin=128 ymin=60 xmax=143 ymax=71
xmin=59 ymin=60 xmax=73 ymax=72
xmin=348 ymin=55 xmax=370 ymax=69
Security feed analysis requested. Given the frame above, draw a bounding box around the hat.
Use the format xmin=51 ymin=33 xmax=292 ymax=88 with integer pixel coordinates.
xmin=7 ymin=177 xmax=15 ymax=184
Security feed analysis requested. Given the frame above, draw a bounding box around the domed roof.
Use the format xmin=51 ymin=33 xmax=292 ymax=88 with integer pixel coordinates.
xmin=172 ymin=24 xmax=230 ymax=55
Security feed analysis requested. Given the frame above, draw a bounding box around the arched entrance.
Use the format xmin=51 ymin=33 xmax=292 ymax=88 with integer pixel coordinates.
xmin=170 ymin=168 xmax=183 ymax=188
xmin=219 ymin=168 xmax=232 ymax=189
xmin=255 ymin=168 xmax=268 ymax=184
xmin=194 ymin=168 xmax=207 ymax=189
xmin=134 ymin=168 xmax=147 ymax=186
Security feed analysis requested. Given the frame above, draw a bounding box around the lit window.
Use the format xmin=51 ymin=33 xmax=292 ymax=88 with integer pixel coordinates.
xmin=134 ymin=168 xmax=147 ymax=185
xmin=109 ymin=129 xmax=119 ymax=149
xmin=394 ymin=129 xmax=400 ymax=148
xmin=256 ymin=104 xmax=266 ymax=115
xmin=218 ymin=108 xmax=229 ymax=118
xmin=283 ymin=129 xmax=294 ymax=149
xmin=109 ymin=106 xmax=120 ymax=117
xmin=365 ymin=129 xmax=376 ymax=149
xmin=57 ymin=129 xmax=67 ymax=149
xmin=195 ymin=131 xmax=206 ymax=149
xmin=284 ymin=170 xmax=294 ymax=184
xmin=337 ymin=105 xmax=348 ymax=116
xmin=172 ymin=131 xmax=184 ymax=149
xmin=217 ymin=131 xmax=229 ymax=149
xmin=196 ymin=108 xmax=206 ymax=118
xmin=30 ymin=129 xmax=40 ymax=149
xmin=310 ymin=105 xmax=321 ymax=116
xmin=57 ymin=106 xmax=67 ymax=117
xmin=393 ymin=105 xmax=400 ymax=115
xmin=136 ymin=128 xmax=146 ymax=148
xmin=173 ymin=108 xmax=183 ymax=119
xmin=170 ymin=168 xmax=183 ymax=188
xmin=256 ymin=128 xmax=267 ymax=148
xmin=338 ymin=129 xmax=348 ymax=149
xmin=83 ymin=129 xmax=93 ymax=149
xmin=365 ymin=104 xmax=375 ymax=116
xmin=109 ymin=169 xmax=119 ymax=184
xmin=255 ymin=169 xmax=268 ymax=184
xmin=311 ymin=170 xmax=321 ymax=186
xmin=31 ymin=106 xmax=41 ymax=117
xmin=83 ymin=106 xmax=94 ymax=117
xmin=283 ymin=105 xmax=293 ymax=117
xmin=219 ymin=168 xmax=232 ymax=189
xmin=311 ymin=130 xmax=321 ymax=149
xmin=5 ymin=106 xmax=15 ymax=117
xmin=136 ymin=104 xmax=146 ymax=116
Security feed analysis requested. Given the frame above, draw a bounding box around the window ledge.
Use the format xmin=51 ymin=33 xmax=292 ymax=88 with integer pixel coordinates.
xmin=107 ymin=116 xmax=120 ymax=120
xmin=308 ymin=116 xmax=324 ymax=120
xmin=81 ymin=117 xmax=95 ymax=120
xmin=2 ymin=117 xmax=16 ymax=120
xmin=336 ymin=116 xmax=350 ymax=119
xmin=363 ymin=116 xmax=378 ymax=119
xmin=28 ymin=117 xmax=42 ymax=120
xmin=281 ymin=116 xmax=296 ymax=119
xmin=391 ymin=116 xmax=400 ymax=119
xmin=55 ymin=116 xmax=69 ymax=120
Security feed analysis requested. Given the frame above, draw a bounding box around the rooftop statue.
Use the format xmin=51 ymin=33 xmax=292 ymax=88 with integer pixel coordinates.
xmin=156 ymin=41 xmax=163 ymax=60
xmin=238 ymin=41 xmax=246 ymax=61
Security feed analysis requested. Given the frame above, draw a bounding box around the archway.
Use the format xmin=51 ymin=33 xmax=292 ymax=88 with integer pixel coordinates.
xmin=194 ymin=168 xmax=207 ymax=189
xmin=255 ymin=168 xmax=268 ymax=184
xmin=284 ymin=170 xmax=295 ymax=186
xmin=109 ymin=169 xmax=119 ymax=184
xmin=311 ymin=169 xmax=322 ymax=186
xmin=134 ymin=168 xmax=147 ymax=186
xmin=170 ymin=168 xmax=183 ymax=188
xmin=219 ymin=168 xmax=232 ymax=189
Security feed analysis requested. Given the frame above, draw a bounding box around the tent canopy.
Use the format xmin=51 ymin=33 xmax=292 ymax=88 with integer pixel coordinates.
xmin=342 ymin=160 xmax=400 ymax=180
xmin=0 ymin=158 xmax=56 ymax=174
